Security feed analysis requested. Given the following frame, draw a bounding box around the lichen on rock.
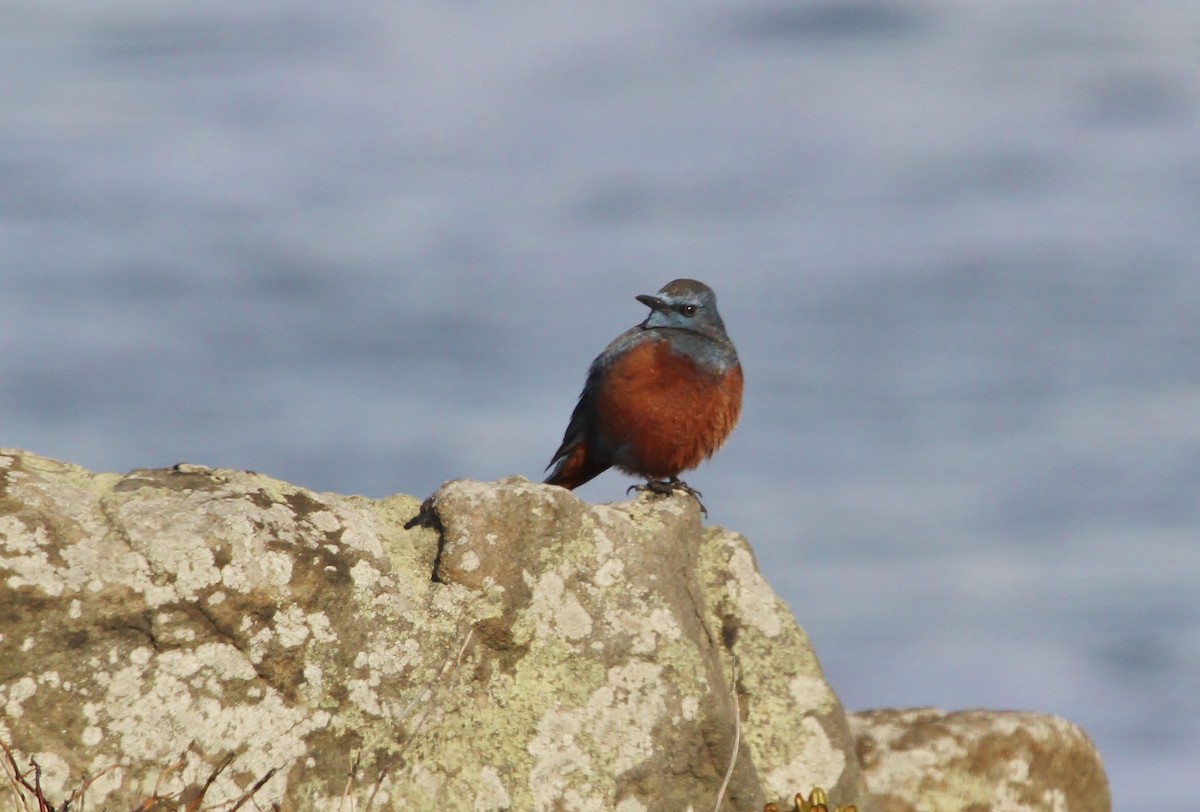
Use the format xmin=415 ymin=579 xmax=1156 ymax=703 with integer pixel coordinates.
xmin=0 ymin=449 xmax=1109 ymax=811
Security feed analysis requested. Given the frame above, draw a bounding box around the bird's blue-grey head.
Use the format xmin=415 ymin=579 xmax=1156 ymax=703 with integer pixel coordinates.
xmin=636 ymin=278 xmax=730 ymax=343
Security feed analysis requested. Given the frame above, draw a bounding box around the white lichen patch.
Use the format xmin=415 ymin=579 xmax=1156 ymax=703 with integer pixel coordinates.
xmin=860 ymin=713 xmax=968 ymax=782
xmin=460 ymin=550 xmax=481 ymax=572
xmin=763 ymin=716 xmax=846 ymax=799
xmin=604 ymin=605 xmax=682 ymax=655
xmin=526 ymin=571 xmax=593 ymax=642
xmin=275 ymin=604 xmax=311 ymax=648
xmin=306 ymin=509 xmax=341 ymax=533
xmin=256 ymin=550 xmax=294 ymax=590
xmin=163 ymin=545 xmax=220 ymax=598
xmin=0 ymin=517 xmax=46 ymax=556
xmin=307 ymin=610 xmax=336 ymax=643
xmin=163 ymin=621 xmax=198 ymax=645
xmin=430 ymin=582 xmax=471 ymax=617
xmin=592 ymin=556 xmax=624 ymax=587
xmin=527 ymin=710 xmax=594 ymax=808
xmin=300 ymin=663 xmax=325 ymax=703
xmin=1 ymin=520 xmax=65 ymax=596
xmin=993 ymin=748 xmax=1070 ymax=810
xmin=352 ymin=639 xmax=419 ymax=688
xmin=473 ymin=765 xmax=512 ymax=811
xmin=587 ymin=661 xmax=667 ymax=773
xmin=590 ymin=525 xmax=616 ymax=560
xmin=854 ymin=717 xmax=974 ymax=810
xmin=346 ymin=677 xmax=384 ymax=717
xmin=92 ymin=640 xmax=327 ymax=804
xmin=350 ymin=559 xmax=382 ymax=590
xmin=646 ymin=607 xmax=681 ymax=643
xmin=164 ymin=644 xmax=255 ymax=683
xmin=726 ymin=544 xmax=782 ymax=637
xmin=246 ymin=626 xmax=274 ymax=663
xmin=788 ymin=673 xmax=835 ymax=712
xmin=218 ymin=547 xmax=293 ymax=594
xmin=523 ymin=659 xmax=669 ymax=808
xmin=243 ymin=604 xmax=333 ymax=657
xmin=1040 ymin=788 xmax=1069 ymax=812
xmin=3 ymin=676 xmax=37 ymax=717
xmin=555 ymin=595 xmax=593 ymax=641
xmin=412 ymin=763 xmax=447 ymax=803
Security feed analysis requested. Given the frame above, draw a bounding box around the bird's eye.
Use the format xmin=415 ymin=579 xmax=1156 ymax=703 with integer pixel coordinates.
xmin=679 ymin=304 xmax=698 ymax=317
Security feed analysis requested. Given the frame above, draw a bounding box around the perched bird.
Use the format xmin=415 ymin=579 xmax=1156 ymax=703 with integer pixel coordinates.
xmin=544 ymin=278 xmax=742 ymax=508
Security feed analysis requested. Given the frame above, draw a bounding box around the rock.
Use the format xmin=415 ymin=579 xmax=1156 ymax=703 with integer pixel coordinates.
xmin=0 ymin=449 xmax=871 ymax=811
xmin=849 ymin=708 xmax=1111 ymax=812
xmin=0 ymin=449 xmax=1113 ymax=811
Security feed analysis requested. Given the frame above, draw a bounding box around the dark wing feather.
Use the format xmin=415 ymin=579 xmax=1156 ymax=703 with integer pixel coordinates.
xmin=544 ymin=357 xmax=613 ymax=489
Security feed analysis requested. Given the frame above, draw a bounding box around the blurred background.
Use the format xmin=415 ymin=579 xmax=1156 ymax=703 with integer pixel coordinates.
xmin=2 ymin=1 xmax=1197 ymax=808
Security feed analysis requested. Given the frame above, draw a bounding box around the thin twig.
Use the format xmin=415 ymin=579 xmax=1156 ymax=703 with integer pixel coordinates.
xmin=185 ymin=753 xmax=235 ymax=812
xmin=394 ymin=627 xmax=475 ymax=763
xmin=363 ymin=762 xmax=389 ymax=812
xmin=0 ymin=741 xmax=35 ymax=812
xmin=132 ymin=754 xmax=186 ymax=812
xmin=337 ymin=753 xmax=361 ymax=812
xmin=225 ymin=766 xmax=277 ymax=812
xmin=30 ymin=757 xmax=48 ymax=812
xmin=393 ymin=627 xmax=464 ymax=723
xmin=364 ymin=624 xmax=476 ymax=809
xmin=713 ymin=663 xmax=741 ymax=812
xmin=66 ymin=762 xmax=124 ymax=812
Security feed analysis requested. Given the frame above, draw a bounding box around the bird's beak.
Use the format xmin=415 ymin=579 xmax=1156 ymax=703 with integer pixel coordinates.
xmin=636 ymin=294 xmax=668 ymax=312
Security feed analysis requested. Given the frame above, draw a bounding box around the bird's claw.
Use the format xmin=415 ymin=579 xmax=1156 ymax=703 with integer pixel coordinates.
xmin=627 ymin=478 xmax=707 ymax=516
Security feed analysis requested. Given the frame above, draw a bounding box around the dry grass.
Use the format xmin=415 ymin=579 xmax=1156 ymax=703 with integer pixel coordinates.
xmin=1 ymin=740 xmax=277 ymax=812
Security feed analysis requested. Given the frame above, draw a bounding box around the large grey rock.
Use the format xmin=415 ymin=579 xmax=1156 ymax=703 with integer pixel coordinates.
xmin=0 ymin=449 xmax=869 ymax=811
xmin=0 ymin=449 xmax=1112 ymax=811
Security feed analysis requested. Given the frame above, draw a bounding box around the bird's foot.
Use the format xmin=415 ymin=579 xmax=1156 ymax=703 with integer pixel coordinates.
xmin=627 ymin=477 xmax=707 ymax=516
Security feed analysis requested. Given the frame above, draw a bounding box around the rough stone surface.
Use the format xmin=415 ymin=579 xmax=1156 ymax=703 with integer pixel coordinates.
xmin=849 ymin=708 xmax=1111 ymax=812
xmin=0 ymin=449 xmax=1110 ymax=811
xmin=0 ymin=449 xmax=869 ymax=811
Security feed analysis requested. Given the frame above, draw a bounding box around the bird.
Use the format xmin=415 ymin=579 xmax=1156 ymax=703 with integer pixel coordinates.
xmin=544 ymin=278 xmax=742 ymax=510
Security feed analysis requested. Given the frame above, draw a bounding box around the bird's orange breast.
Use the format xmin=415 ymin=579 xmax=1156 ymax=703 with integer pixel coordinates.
xmin=596 ymin=337 xmax=742 ymax=478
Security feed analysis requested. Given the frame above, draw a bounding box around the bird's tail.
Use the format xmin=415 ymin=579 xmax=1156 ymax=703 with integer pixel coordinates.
xmin=544 ymin=441 xmax=607 ymax=490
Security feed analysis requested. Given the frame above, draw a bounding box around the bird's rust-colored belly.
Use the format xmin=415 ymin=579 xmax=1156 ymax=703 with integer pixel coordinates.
xmin=596 ymin=338 xmax=742 ymax=478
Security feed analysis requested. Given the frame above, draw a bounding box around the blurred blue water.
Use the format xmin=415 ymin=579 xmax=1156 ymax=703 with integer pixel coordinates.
xmin=2 ymin=2 xmax=1198 ymax=808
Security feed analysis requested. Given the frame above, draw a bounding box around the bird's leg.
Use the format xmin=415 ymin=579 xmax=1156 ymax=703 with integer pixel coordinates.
xmin=665 ymin=477 xmax=707 ymax=516
xmin=627 ymin=479 xmax=673 ymax=496
xmin=627 ymin=477 xmax=707 ymax=516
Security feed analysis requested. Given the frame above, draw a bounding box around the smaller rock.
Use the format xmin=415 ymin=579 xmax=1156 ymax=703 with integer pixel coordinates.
xmin=848 ymin=707 xmax=1110 ymax=812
